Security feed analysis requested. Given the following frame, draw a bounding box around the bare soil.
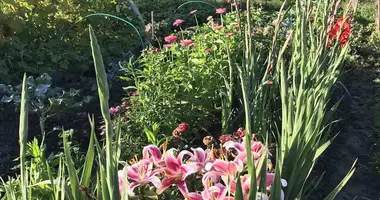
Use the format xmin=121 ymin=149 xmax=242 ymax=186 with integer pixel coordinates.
xmin=312 ymin=68 xmax=380 ymax=200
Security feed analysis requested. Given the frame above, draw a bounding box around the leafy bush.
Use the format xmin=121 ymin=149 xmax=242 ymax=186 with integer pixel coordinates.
xmin=120 ymin=9 xmax=274 ymax=137
xmin=0 ymin=0 xmax=145 ymax=83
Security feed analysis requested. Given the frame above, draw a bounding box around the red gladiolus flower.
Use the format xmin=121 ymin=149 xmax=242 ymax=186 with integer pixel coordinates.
xmin=216 ymin=8 xmax=227 ymax=14
xmin=190 ymin=10 xmax=197 ymax=14
xmin=173 ymin=19 xmax=185 ymax=27
xmin=226 ymin=32 xmax=233 ymax=37
xmin=328 ymin=17 xmax=351 ymax=48
xmin=180 ymin=40 xmax=195 ymax=47
xmin=175 ymin=123 xmax=190 ymax=133
xmin=164 ymin=35 xmax=177 ymax=43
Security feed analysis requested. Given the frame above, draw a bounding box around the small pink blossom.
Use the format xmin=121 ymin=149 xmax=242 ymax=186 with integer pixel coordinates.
xmin=109 ymin=106 xmax=120 ymax=115
xmin=163 ymin=44 xmax=173 ymax=49
xmin=226 ymin=32 xmax=233 ymax=37
xmin=180 ymin=40 xmax=195 ymax=47
xmin=216 ymin=8 xmax=227 ymax=14
xmin=131 ymin=91 xmax=138 ymax=97
xmin=164 ymin=35 xmax=177 ymax=43
xmin=176 ymin=122 xmax=190 ymax=133
xmin=219 ymin=134 xmax=232 ymax=143
xmin=234 ymin=128 xmax=245 ymax=139
xmin=173 ymin=19 xmax=185 ymax=26
xmin=190 ymin=10 xmax=197 ymax=14
xmin=212 ymin=24 xmax=224 ymax=30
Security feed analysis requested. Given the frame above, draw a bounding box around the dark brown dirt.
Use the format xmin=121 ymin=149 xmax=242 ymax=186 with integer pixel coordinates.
xmin=311 ymin=68 xmax=380 ymax=200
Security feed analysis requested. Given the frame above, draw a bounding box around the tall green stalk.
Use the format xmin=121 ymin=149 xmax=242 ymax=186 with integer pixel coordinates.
xmin=18 ymin=74 xmax=29 ymax=200
xmin=89 ymin=25 xmax=119 ymax=199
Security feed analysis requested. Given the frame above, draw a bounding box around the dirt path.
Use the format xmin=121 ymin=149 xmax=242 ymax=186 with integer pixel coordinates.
xmin=312 ymin=68 xmax=380 ymax=199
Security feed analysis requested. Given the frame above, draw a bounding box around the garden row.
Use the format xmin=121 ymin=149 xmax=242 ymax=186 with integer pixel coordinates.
xmin=0 ymin=0 xmax=372 ymax=199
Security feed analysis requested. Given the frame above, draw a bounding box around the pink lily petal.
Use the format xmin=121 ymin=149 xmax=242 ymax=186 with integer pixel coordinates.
xmin=146 ymin=176 xmax=162 ymax=189
xmin=180 ymin=163 xmax=199 ymax=179
xmin=157 ymin=177 xmax=175 ymax=194
xmin=224 ymin=141 xmax=245 ymax=153
xmin=177 ymin=180 xmax=189 ymax=196
xmin=143 ymin=145 xmax=162 ymax=164
xmin=165 ymin=155 xmax=181 ymax=173
xmin=126 ymin=165 xmax=140 ymax=181
xmin=185 ymin=192 xmax=203 ymax=200
xmin=178 ymin=149 xmax=194 ymax=162
xmin=191 ymin=147 xmax=206 ymax=163
xmin=128 ymin=182 xmax=140 ymax=195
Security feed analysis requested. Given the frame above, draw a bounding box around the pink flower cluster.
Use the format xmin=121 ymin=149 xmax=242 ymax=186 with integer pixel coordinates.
xmin=118 ymin=130 xmax=287 ymax=199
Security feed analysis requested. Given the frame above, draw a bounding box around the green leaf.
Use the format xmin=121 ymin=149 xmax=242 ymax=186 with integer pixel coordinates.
xmin=323 ymin=159 xmax=357 ymax=200
xmin=80 ymin=115 xmax=96 ymax=186
xmin=19 ymin=74 xmax=29 ymax=200
xmin=234 ymin=175 xmax=244 ymax=200
xmin=62 ymin=130 xmax=82 ymax=200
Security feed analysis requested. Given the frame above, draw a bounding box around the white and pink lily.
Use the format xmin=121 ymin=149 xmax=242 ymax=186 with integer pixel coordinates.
xmin=157 ymin=149 xmax=199 ymax=196
xmin=223 ymin=140 xmax=265 ymax=165
xmin=203 ymin=160 xmax=243 ymax=188
xmin=201 ymin=183 xmax=234 ymax=200
xmin=179 ymin=147 xmax=215 ymax=173
xmin=126 ymin=159 xmax=162 ymax=195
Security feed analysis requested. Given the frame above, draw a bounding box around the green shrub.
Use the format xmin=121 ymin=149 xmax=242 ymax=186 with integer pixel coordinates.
xmin=120 ymin=10 xmax=274 ymax=136
xmin=0 ymin=0 xmax=144 ymax=83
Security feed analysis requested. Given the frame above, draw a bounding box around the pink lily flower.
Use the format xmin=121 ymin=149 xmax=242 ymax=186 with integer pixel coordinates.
xmin=179 ymin=147 xmax=214 ymax=173
xmin=173 ymin=19 xmax=185 ymax=26
xmin=203 ymin=160 xmax=243 ymax=187
xmin=126 ymin=159 xmax=162 ymax=195
xmin=143 ymin=145 xmax=164 ymax=167
xmin=223 ymin=140 xmax=265 ymax=165
xmin=201 ymin=183 xmax=234 ymax=200
xmin=157 ymin=149 xmax=199 ymax=196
